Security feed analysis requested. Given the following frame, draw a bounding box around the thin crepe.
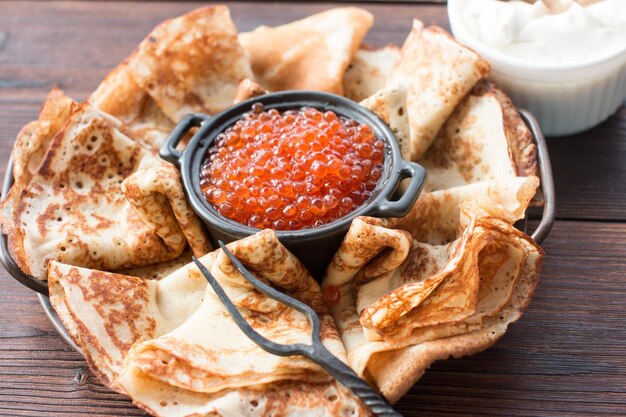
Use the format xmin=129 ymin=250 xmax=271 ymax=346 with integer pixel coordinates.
xmin=360 ymin=84 xmax=411 ymax=161
xmin=1 ymin=89 xmax=75 ymax=236
xmin=233 ymin=78 xmax=269 ymax=104
xmin=89 ymin=63 xmax=174 ymax=149
xmin=389 ymin=20 xmax=490 ymax=161
xmin=122 ymin=164 xmax=211 ymax=259
xmin=420 ymin=81 xmax=538 ymax=192
xmin=128 ymin=6 xmax=253 ymax=122
xmin=343 ymin=46 xmax=400 ymax=102
xmin=49 ymin=230 xmax=372 ymax=417
xmin=239 ymin=8 xmax=373 ymax=94
xmin=322 ymin=91 xmax=541 ymax=397
xmin=9 ymin=89 xmax=76 ymax=187
xmin=0 ymin=97 xmax=210 ymax=280
xmin=89 ymin=6 xmax=253 ymax=148
xmin=322 ymin=198 xmax=543 ymax=402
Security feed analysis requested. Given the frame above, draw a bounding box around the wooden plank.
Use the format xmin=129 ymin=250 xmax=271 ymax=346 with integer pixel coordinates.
xmin=1 ymin=220 xmax=625 ymax=416
xmin=544 ymin=106 xmax=626 ymax=221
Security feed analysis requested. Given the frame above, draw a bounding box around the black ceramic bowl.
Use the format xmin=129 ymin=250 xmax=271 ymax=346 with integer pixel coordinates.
xmin=160 ymin=91 xmax=426 ymax=278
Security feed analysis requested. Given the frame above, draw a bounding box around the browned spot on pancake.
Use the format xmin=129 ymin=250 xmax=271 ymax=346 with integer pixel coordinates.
xmin=400 ymin=245 xmax=437 ymax=281
xmin=456 ymin=134 xmax=483 ymax=182
xmin=64 ymin=267 xmax=155 ymax=355
xmin=389 ymin=194 xmax=452 ymax=244
xmin=422 ymin=102 xmax=484 ymax=183
xmin=477 ymin=240 xmax=508 ymax=285
xmin=179 ymin=382 xmax=350 ymax=417
xmin=91 ymin=213 xmax=113 ymax=229
xmin=36 ymin=203 xmax=60 ymax=237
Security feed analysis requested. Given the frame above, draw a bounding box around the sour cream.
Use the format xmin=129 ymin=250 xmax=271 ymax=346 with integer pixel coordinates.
xmin=460 ymin=0 xmax=626 ymax=65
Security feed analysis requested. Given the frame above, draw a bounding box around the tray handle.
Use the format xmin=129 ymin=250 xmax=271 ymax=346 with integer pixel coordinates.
xmin=520 ymin=109 xmax=555 ymax=245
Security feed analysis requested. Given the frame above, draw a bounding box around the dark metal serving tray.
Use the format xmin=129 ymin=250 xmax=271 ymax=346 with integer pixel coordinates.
xmin=0 ymin=109 xmax=555 ymax=353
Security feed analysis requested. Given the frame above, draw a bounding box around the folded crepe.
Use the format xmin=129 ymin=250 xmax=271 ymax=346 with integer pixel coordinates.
xmin=128 ymin=6 xmax=253 ymax=122
xmin=1 ymin=89 xmax=75 ymax=243
xmin=361 ymin=76 xmax=537 ymax=203
xmin=2 ymin=6 xmax=256 ymax=278
xmin=360 ymin=84 xmax=411 ymax=161
xmin=322 ymin=74 xmax=542 ymax=401
xmin=322 ymin=197 xmax=543 ymax=402
xmin=89 ymin=63 xmax=175 ymax=150
xmin=122 ymin=164 xmax=211 ymax=258
xmin=239 ymin=8 xmax=373 ymax=94
xmin=389 ymin=20 xmax=490 ymax=161
xmin=90 ymin=5 xmax=253 ymax=148
xmin=419 ymin=81 xmax=538 ymax=192
xmin=49 ymin=230 xmax=373 ymax=417
xmin=0 ymin=94 xmax=210 ymax=280
xmin=343 ymin=46 xmax=401 ymax=103
xmin=8 ymin=88 xmax=75 ymax=188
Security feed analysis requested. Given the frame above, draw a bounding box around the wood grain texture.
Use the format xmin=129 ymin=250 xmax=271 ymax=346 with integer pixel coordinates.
xmin=1 ymin=2 xmax=625 ymax=416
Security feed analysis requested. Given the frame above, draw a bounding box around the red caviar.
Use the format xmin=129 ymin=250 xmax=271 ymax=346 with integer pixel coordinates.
xmin=200 ymin=104 xmax=385 ymax=230
xmin=323 ymin=285 xmax=341 ymax=307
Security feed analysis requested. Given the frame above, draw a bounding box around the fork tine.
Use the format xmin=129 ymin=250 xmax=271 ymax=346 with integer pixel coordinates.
xmin=191 ymin=256 xmax=298 ymax=356
xmin=217 ymin=241 xmax=321 ymax=341
xmin=193 ymin=250 xmax=402 ymax=417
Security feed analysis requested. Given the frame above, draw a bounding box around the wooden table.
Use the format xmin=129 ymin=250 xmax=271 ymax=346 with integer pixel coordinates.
xmin=1 ymin=2 xmax=625 ymax=416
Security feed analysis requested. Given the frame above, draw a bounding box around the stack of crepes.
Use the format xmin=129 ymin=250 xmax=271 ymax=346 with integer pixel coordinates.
xmin=0 ymin=5 xmax=544 ymax=416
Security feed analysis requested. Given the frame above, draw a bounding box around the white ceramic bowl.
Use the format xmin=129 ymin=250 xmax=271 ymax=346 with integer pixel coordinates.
xmin=447 ymin=0 xmax=626 ymax=137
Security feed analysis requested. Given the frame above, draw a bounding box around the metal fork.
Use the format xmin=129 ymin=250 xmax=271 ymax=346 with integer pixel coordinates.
xmin=191 ymin=242 xmax=402 ymax=417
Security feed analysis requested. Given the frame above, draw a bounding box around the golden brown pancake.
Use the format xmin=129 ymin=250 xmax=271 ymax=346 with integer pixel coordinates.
xmin=89 ymin=6 xmax=253 ymax=149
xmin=323 ymin=199 xmax=543 ymax=401
xmin=49 ymin=230 xmax=373 ymax=417
xmin=360 ymin=84 xmax=411 ymax=161
xmin=419 ymin=81 xmax=539 ymax=192
xmin=233 ymin=78 xmax=269 ymax=104
xmin=239 ymin=8 xmax=373 ymax=94
xmin=128 ymin=6 xmax=252 ymax=123
xmin=89 ymin=63 xmax=174 ymax=150
xmin=389 ymin=20 xmax=490 ymax=161
xmin=343 ymin=45 xmax=401 ymax=102
xmin=0 ymin=99 xmax=210 ymax=280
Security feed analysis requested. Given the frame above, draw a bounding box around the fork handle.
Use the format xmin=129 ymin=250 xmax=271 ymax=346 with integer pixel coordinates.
xmin=342 ymin=375 xmax=403 ymax=417
xmin=315 ymin=348 xmax=403 ymax=417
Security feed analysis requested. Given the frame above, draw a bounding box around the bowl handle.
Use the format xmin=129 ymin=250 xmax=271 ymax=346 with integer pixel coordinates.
xmin=367 ymin=161 xmax=427 ymax=218
xmin=160 ymin=113 xmax=211 ymax=168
